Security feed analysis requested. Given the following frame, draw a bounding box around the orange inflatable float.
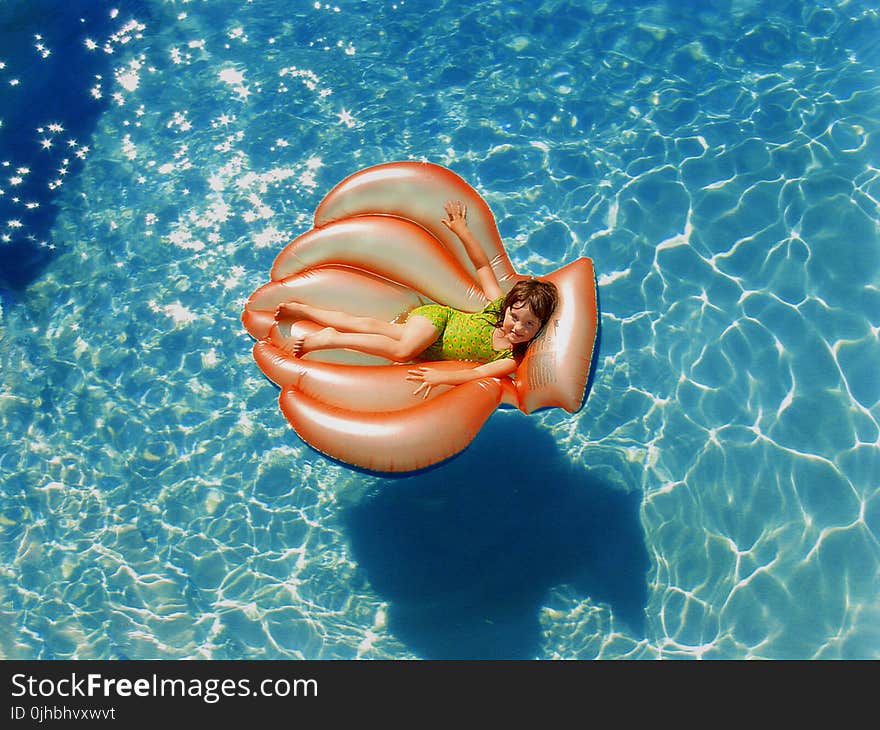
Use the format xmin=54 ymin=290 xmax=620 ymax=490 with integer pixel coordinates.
xmin=242 ymin=161 xmax=599 ymax=473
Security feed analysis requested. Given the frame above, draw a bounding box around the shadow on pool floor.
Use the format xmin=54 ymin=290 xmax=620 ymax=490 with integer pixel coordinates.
xmin=342 ymin=412 xmax=649 ymax=659
xmin=0 ymin=0 xmax=153 ymax=292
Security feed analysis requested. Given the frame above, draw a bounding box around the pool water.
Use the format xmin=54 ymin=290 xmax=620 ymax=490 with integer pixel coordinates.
xmin=1 ymin=0 xmax=878 ymax=659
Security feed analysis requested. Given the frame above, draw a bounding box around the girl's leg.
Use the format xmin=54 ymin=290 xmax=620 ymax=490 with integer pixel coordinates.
xmin=293 ymin=315 xmax=438 ymax=361
xmin=276 ymin=301 xmax=402 ymax=340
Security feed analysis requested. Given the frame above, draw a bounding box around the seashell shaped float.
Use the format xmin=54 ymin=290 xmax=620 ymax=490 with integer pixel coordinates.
xmin=242 ymin=161 xmax=599 ymax=473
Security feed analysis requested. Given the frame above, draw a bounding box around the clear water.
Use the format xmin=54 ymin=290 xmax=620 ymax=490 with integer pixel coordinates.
xmin=1 ymin=0 xmax=878 ymax=660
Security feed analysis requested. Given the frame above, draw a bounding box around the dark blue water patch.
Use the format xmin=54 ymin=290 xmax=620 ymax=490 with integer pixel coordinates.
xmin=343 ymin=414 xmax=648 ymax=659
xmin=0 ymin=0 xmax=151 ymax=291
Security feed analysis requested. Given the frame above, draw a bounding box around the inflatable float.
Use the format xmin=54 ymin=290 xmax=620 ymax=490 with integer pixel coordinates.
xmin=242 ymin=161 xmax=598 ymax=473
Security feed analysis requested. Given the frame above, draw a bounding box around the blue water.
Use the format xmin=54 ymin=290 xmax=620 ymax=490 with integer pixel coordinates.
xmin=1 ymin=0 xmax=878 ymax=659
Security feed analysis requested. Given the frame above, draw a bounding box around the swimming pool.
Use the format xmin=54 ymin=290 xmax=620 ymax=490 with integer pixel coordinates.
xmin=1 ymin=0 xmax=877 ymax=659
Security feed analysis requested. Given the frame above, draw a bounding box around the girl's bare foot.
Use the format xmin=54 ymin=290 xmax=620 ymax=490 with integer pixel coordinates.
xmin=281 ymin=327 xmax=337 ymax=357
xmin=278 ymin=335 xmax=302 ymax=356
xmin=275 ymin=301 xmax=308 ymax=322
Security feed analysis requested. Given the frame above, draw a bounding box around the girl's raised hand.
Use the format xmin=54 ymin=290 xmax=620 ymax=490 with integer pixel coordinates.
xmin=441 ymin=200 xmax=468 ymax=234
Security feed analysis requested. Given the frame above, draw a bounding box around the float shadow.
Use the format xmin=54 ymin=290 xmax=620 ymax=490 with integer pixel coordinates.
xmin=342 ymin=413 xmax=649 ymax=659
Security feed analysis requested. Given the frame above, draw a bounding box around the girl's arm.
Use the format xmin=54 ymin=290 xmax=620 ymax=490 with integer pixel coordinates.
xmin=406 ymin=359 xmax=516 ymax=398
xmin=441 ymin=200 xmax=503 ymax=301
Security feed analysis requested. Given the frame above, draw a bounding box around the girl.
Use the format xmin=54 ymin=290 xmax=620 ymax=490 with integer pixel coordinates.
xmin=275 ymin=200 xmax=559 ymax=398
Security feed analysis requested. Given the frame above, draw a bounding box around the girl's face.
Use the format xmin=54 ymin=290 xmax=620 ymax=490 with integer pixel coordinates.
xmin=502 ymin=301 xmax=542 ymax=345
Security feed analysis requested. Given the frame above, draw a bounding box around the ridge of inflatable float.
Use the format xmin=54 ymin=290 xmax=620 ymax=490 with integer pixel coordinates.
xmin=243 ymin=160 xmax=599 ymax=473
xmin=279 ymin=378 xmax=504 ymax=474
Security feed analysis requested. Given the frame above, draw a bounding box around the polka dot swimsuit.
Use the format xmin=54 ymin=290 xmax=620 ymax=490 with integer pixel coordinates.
xmin=410 ymin=296 xmax=512 ymax=363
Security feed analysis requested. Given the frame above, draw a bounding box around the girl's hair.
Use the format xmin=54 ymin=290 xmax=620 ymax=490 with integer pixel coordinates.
xmin=490 ymin=278 xmax=559 ymax=359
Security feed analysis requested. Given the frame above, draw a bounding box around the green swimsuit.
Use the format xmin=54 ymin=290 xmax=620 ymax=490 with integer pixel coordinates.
xmin=410 ymin=297 xmax=513 ymax=363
